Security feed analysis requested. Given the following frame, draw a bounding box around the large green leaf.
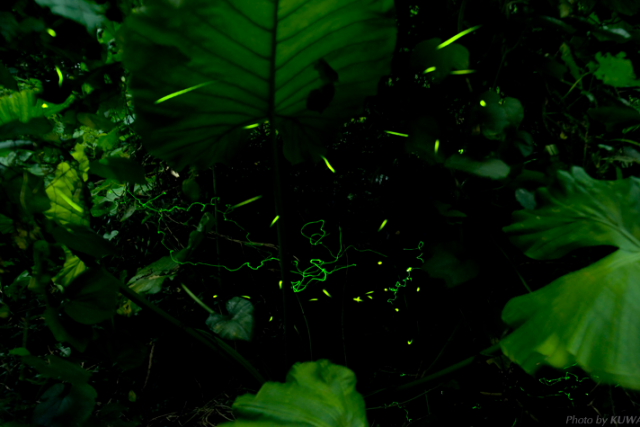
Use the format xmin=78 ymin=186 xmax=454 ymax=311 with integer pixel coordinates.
xmin=120 ymin=0 xmax=397 ymax=170
xmin=35 ymin=0 xmax=107 ymax=33
xmin=501 ymin=167 xmax=640 ymax=390
xmin=219 ymin=359 xmax=369 ymax=427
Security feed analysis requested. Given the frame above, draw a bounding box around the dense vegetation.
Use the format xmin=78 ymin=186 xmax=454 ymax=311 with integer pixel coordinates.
xmin=2 ymin=0 xmax=640 ymax=426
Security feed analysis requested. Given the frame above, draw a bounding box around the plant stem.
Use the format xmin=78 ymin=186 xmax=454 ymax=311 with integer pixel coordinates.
xmin=117 ymin=282 xmax=266 ymax=385
xmin=364 ymin=343 xmax=502 ymax=401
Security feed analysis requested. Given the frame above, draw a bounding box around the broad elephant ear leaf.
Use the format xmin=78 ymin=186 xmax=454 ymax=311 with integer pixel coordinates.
xmin=120 ymin=0 xmax=397 ymax=171
xmin=219 ymin=359 xmax=369 ymax=427
xmin=501 ymin=166 xmax=640 ymax=390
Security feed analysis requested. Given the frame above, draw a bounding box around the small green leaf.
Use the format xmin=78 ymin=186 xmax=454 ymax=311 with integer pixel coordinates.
xmin=206 ymin=297 xmax=254 ymax=341
xmin=590 ymin=51 xmax=640 ymax=87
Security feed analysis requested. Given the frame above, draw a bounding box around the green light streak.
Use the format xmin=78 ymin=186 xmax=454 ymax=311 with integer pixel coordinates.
xmin=231 ymin=195 xmax=262 ymax=209
xmin=437 ymin=25 xmax=482 ymax=49
xmin=434 ymin=139 xmax=440 ymax=154
xmin=55 ymin=66 xmax=64 ymax=87
xmin=321 ymin=155 xmax=335 ymax=173
xmin=270 ymin=216 xmax=279 ymax=227
xmin=384 ymin=131 xmax=409 ymax=137
xmin=449 ymin=70 xmax=476 ymax=75
xmin=155 ymin=81 xmax=215 ymax=104
xmin=243 ymin=123 xmax=261 ymax=129
xmin=46 ymin=28 xmax=56 ymax=37
xmin=378 ymin=219 xmax=388 ymax=232
xmin=125 ymin=182 xmax=426 ymax=311
xmin=424 ymin=66 xmax=436 ymax=74
xmin=290 ymin=220 xmax=387 ymax=293
xmin=58 ymin=192 xmax=83 ymax=213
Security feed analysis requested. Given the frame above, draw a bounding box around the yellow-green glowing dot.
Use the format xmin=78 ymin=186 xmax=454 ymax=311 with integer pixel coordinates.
xmin=278 ymin=281 xmax=282 ymax=289
xmin=408 ymin=339 xmax=413 ymax=345
xmin=384 ymin=288 xmax=388 ymax=291
xmin=458 ymin=148 xmax=464 ymax=154
xmin=367 ymin=296 xmax=373 ymax=299
xmin=416 ymin=287 xmax=420 ymax=292
xmin=322 ymin=289 xmax=332 ymax=298
xmin=46 ymin=28 xmax=56 ymax=37
xmin=480 ymin=100 xmax=487 ymax=107
xmin=407 ymin=267 xmax=412 ymax=272
xmin=395 ymin=308 xmax=400 ymax=312
xmin=434 ymin=139 xmax=440 ymax=154
xmin=378 ymin=261 xmax=383 ymax=265
xmin=378 ymin=219 xmax=388 ymax=232
xmin=353 ymin=297 xmax=363 ymax=302
xmin=269 ymin=316 xmax=273 ymax=322
xmin=213 ymin=295 xmax=218 ymax=298
xmin=424 ymin=66 xmax=436 ymax=74
xmin=42 ymin=103 xmax=49 ymax=108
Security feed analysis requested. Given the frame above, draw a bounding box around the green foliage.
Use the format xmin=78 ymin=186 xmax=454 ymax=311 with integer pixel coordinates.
xmin=589 ymin=51 xmax=640 ymax=88
xmin=119 ymin=0 xmax=397 ymax=169
xmin=3 ymin=0 xmax=640 ymax=425
xmin=410 ymin=38 xmax=470 ymax=84
xmin=35 ymin=0 xmax=107 ymax=34
xmin=219 ymin=360 xmax=368 ymax=427
xmin=206 ymin=297 xmax=254 ymax=342
xmin=502 ymin=167 xmax=640 ymax=390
